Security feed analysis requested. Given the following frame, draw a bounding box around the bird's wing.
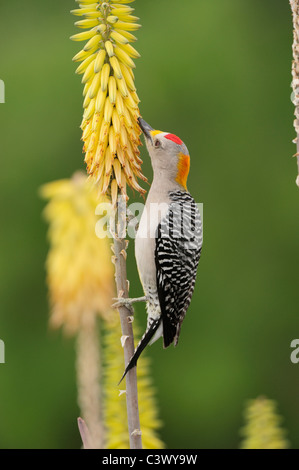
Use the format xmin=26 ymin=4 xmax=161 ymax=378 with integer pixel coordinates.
xmin=155 ymin=191 xmax=202 ymax=348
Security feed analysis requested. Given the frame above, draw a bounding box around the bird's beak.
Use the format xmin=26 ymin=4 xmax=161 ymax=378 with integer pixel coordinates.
xmin=138 ymin=118 xmax=154 ymax=142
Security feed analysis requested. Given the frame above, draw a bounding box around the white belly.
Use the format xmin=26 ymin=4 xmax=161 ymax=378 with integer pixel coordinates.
xmin=135 ymin=199 xmax=169 ymax=290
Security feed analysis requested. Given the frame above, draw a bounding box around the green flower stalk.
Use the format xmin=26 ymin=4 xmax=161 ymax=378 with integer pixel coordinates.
xmin=103 ymin=314 xmax=165 ymax=449
xmin=240 ymin=397 xmax=289 ymax=449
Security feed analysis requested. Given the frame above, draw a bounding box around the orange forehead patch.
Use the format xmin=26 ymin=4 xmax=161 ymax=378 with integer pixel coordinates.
xmin=176 ymin=152 xmax=190 ymax=190
xmin=150 ymin=130 xmax=163 ymax=137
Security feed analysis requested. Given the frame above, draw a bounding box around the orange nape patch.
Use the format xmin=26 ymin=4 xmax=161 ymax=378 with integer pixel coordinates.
xmin=176 ymin=153 xmax=190 ymax=190
xmin=150 ymin=130 xmax=163 ymax=137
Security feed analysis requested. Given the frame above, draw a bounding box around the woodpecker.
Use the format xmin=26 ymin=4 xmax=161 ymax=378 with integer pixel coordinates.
xmin=119 ymin=118 xmax=202 ymax=381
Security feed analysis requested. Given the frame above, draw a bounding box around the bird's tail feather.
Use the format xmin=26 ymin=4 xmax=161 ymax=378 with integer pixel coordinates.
xmin=119 ymin=318 xmax=161 ymax=384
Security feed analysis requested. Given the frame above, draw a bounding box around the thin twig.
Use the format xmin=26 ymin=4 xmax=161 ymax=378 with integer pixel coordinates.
xmin=112 ymin=196 xmax=142 ymax=449
xmin=290 ymin=0 xmax=299 ymax=186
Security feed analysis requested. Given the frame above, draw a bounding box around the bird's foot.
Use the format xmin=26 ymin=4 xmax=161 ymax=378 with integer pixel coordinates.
xmin=112 ymin=296 xmax=148 ymax=313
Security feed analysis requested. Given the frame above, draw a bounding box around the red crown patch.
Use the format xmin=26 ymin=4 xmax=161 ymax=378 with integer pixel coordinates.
xmin=165 ymin=133 xmax=183 ymax=145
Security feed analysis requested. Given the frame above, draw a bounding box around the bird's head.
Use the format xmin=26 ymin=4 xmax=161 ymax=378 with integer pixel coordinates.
xmin=138 ymin=118 xmax=190 ymax=191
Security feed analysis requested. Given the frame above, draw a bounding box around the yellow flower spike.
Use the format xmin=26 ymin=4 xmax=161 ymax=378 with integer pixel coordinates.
xmin=88 ymin=71 xmax=102 ymax=99
xmin=103 ymin=316 xmax=165 ymax=449
xmin=101 ymin=63 xmax=111 ymax=92
xmin=105 ymin=40 xmax=115 ymax=57
xmin=40 ymin=173 xmax=115 ymax=334
xmin=94 ymin=49 xmax=107 ymax=73
xmin=108 ymin=76 xmax=117 ymax=104
xmin=109 ymin=56 xmax=123 ymax=80
xmin=240 ymin=397 xmax=289 ymax=449
xmin=72 ymin=0 xmax=146 ymax=195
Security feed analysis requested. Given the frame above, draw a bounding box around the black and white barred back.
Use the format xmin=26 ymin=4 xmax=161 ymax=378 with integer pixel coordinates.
xmin=155 ymin=190 xmax=203 ymax=348
xmin=119 ymin=190 xmax=202 ymax=382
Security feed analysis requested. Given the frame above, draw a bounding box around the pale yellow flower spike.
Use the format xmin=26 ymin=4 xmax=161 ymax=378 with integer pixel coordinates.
xmin=240 ymin=397 xmax=289 ymax=449
xmin=71 ymin=0 xmax=147 ymax=198
xmin=103 ymin=313 xmax=165 ymax=449
xmin=41 ymin=172 xmax=115 ymax=334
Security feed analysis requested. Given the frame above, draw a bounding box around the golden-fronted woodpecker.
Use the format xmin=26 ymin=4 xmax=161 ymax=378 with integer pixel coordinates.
xmin=119 ymin=118 xmax=203 ymax=381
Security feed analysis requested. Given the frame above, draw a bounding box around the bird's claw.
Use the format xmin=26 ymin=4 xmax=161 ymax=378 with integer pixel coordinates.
xmin=111 ymin=296 xmax=148 ymax=314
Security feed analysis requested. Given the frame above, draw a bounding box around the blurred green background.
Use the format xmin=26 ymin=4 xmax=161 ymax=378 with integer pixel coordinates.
xmin=0 ymin=0 xmax=298 ymax=449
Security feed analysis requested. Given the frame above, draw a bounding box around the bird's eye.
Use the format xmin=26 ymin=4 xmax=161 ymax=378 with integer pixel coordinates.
xmin=155 ymin=139 xmax=161 ymax=148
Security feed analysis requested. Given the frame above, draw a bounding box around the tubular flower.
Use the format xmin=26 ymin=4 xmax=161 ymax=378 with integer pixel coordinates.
xmin=240 ymin=397 xmax=289 ymax=449
xmin=41 ymin=172 xmax=114 ymax=334
xmin=103 ymin=313 xmax=165 ymax=449
xmin=71 ymin=0 xmax=147 ymax=198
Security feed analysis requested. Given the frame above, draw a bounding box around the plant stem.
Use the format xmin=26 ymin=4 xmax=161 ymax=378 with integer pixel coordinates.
xmin=76 ymin=317 xmax=104 ymax=449
xmin=290 ymin=0 xmax=299 ymax=186
xmin=113 ymin=196 xmax=142 ymax=450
